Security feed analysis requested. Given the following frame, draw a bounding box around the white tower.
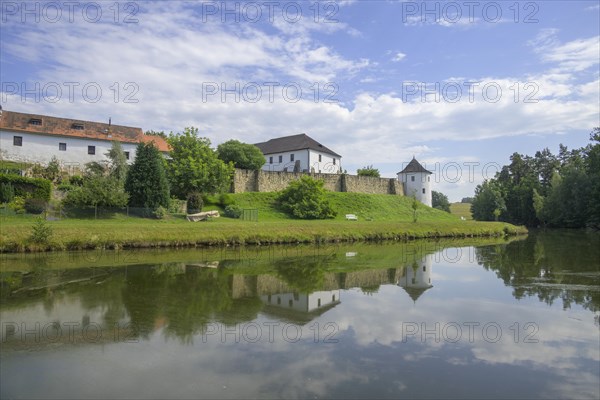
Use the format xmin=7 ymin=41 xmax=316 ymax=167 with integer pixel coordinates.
xmin=397 ymin=157 xmax=433 ymax=207
xmin=398 ymin=254 xmax=433 ymax=303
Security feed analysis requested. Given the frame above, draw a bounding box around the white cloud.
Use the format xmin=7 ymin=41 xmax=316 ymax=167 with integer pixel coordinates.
xmin=392 ymin=52 xmax=406 ymax=62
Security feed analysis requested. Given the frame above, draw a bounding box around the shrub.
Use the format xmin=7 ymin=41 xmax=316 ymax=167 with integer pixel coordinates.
xmin=8 ymin=196 xmax=26 ymax=214
xmin=168 ymin=197 xmax=185 ymax=214
xmin=24 ymin=198 xmax=46 ymax=214
xmin=57 ymin=183 xmax=75 ymax=192
xmin=224 ymin=204 xmax=242 ymax=218
xmin=202 ymin=193 xmax=219 ymax=206
xmin=187 ymin=192 xmax=203 ymax=214
xmin=0 ymin=174 xmax=52 ymax=200
xmin=277 ymin=176 xmax=337 ymax=219
xmin=69 ymin=175 xmax=84 ymax=186
xmin=153 ymin=206 xmax=168 ymax=219
xmin=0 ymin=182 xmax=15 ymax=203
xmin=125 ymin=142 xmax=170 ymax=209
xmin=29 ymin=217 xmax=53 ymax=244
xmin=219 ymin=193 xmax=235 ymax=207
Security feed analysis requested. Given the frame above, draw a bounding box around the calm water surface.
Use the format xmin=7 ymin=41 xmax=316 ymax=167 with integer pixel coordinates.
xmin=1 ymin=231 xmax=599 ymax=399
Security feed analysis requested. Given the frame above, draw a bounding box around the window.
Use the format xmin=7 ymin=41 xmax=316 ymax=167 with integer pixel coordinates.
xmin=71 ymin=123 xmax=84 ymax=130
xmin=124 ymin=151 xmax=130 ymax=160
xmin=267 ymin=295 xmax=272 ymax=303
xmin=423 ymin=265 xmax=426 ymax=271
xmin=411 ymin=176 xmax=415 ymax=182
xmin=318 ymin=154 xmax=322 ymax=162
xmin=288 ymin=299 xmax=293 ymax=307
xmin=318 ymin=298 xmax=321 ymax=307
xmin=333 ymin=158 xmax=336 ymax=165
xmin=28 ymin=118 xmax=42 ymax=126
xmin=277 ymin=297 xmax=281 ymax=305
xmin=332 ymin=294 xmax=336 ymax=302
xmin=269 ymin=156 xmax=273 ymax=164
xmin=290 ymin=154 xmax=294 ymax=162
xmin=59 ymin=143 xmax=67 ymax=151
xmin=278 ymin=155 xmax=282 ymax=163
xmin=422 ymin=188 xmax=426 ymax=194
xmin=13 ymin=136 xmax=22 ymax=146
xmin=88 ymin=146 xmax=96 ymax=155
xmin=428 ymin=176 xmax=430 ymax=182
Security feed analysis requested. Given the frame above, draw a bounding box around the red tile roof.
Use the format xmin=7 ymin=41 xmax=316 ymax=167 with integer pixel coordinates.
xmin=0 ymin=110 xmax=170 ymax=152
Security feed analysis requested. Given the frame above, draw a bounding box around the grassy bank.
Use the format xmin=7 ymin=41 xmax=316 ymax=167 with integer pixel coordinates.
xmin=0 ymin=193 xmax=526 ymax=253
xmin=450 ymin=202 xmax=473 ymax=220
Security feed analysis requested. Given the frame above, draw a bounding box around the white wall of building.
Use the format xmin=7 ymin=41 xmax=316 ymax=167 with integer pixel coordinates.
xmin=398 ymin=171 xmax=432 ymax=207
xmin=260 ymin=290 xmax=340 ymax=312
xmin=399 ymin=255 xmax=433 ymax=289
xmin=0 ymin=130 xmax=139 ymax=169
xmin=260 ymin=149 xmax=341 ymax=174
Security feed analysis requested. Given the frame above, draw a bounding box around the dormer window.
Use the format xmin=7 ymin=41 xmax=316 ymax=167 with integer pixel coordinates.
xmin=28 ymin=118 xmax=42 ymax=126
xmin=72 ymin=123 xmax=84 ymax=130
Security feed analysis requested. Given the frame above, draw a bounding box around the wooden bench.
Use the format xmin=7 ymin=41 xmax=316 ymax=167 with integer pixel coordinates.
xmin=345 ymin=214 xmax=358 ymax=221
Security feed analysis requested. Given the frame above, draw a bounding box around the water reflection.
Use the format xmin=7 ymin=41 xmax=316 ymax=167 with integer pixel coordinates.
xmin=1 ymin=234 xmax=599 ymax=399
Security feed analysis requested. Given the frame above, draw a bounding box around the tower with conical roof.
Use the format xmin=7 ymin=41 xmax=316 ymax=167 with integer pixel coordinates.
xmin=398 ymin=254 xmax=433 ymax=304
xmin=397 ymin=157 xmax=433 ymax=207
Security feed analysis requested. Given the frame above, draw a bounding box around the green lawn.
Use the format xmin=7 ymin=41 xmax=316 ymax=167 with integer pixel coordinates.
xmin=450 ymin=202 xmax=473 ymax=220
xmin=0 ymin=193 xmax=525 ymax=253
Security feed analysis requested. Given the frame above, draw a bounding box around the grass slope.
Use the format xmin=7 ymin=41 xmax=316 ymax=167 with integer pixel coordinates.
xmin=450 ymin=202 xmax=473 ymax=220
xmin=0 ymin=192 xmax=525 ymax=253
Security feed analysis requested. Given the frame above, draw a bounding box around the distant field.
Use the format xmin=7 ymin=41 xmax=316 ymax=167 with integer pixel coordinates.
xmin=450 ymin=202 xmax=473 ymax=220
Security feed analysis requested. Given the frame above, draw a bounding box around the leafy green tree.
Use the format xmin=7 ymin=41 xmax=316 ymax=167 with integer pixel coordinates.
xmin=217 ymin=140 xmax=265 ymax=170
xmin=277 ymin=176 xmax=337 ymax=219
xmin=145 ymin=130 xmax=168 ymax=139
xmin=125 ymin=142 xmax=170 ymax=209
xmin=167 ymin=127 xmax=234 ymax=198
xmin=63 ymin=159 xmax=128 ymax=208
xmin=432 ymin=190 xmax=451 ymax=212
xmin=585 ymin=128 xmax=600 ymax=228
xmin=106 ymin=141 xmax=128 ymax=185
xmin=357 ymin=165 xmax=380 ymax=177
xmin=471 ymin=180 xmax=506 ymax=221
xmin=411 ymin=195 xmax=419 ymax=223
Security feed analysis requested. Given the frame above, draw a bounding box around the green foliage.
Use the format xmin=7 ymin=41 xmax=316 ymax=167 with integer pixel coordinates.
xmin=44 ymin=157 xmax=61 ymax=182
xmin=411 ymin=195 xmax=419 ymax=223
xmin=432 ymin=190 xmax=451 ymax=212
xmin=29 ymin=217 xmax=52 ymax=244
xmin=471 ymin=180 xmax=506 ymax=221
xmin=0 ymin=173 xmax=52 ymax=200
xmin=186 ymin=192 xmax=203 ymax=214
xmin=219 ymin=193 xmax=235 ymax=207
xmin=153 ymin=206 xmax=168 ymax=220
xmin=106 ymin=141 xmax=129 ymax=184
xmin=0 ymin=182 xmax=15 ymax=203
xmin=168 ymin=197 xmax=186 ymax=214
xmin=357 ymin=165 xmax=380 ymax=177
xmin=125 ymin=142 xmax=170 ymax=210
xmin=277 ymin=176 xmax=337 ymax=219
xmin=167 ymin=127 xmax=234 ymax=198
xmin=224 ymin=204 xmax=242 ymax=218
xmin=216 ymin=140 xmax=266 ymax=170
xmin=84 ymin=162 xmax=106 ymax=177
xmin=461 ymin=197 xmax=474 ymax=203
xmin=145 ymin=130 xmax=168 ymax=139
xmin=63 ymin=175 xmax=129 ymax=207
xmin=24 ymin=198 xmax=46 ymax=214
xmin=69 ymin=175 xmax=84 ymax=186
xmin=8 ymin=196 xmax=26 ymax=214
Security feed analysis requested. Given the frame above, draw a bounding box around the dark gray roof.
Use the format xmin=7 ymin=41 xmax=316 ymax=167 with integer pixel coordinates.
xmin=398 ymin=157 xmax=432 ymax=174
xmin=254 ymin=134 xmax=341 ymax=158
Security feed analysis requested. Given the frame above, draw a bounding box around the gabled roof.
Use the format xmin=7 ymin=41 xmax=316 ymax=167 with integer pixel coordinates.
xmin=0 ymin=110 xmax=170 ymax=152
xmin=398 ymin=157 xmax=432 ymax=174
xmin=254 ymin=133 xmax=341 ymax=158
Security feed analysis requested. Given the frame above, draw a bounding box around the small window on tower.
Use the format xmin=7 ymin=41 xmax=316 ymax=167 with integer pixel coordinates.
xmin=428 ymin=176 xmax=430 ymax=182
xmin=411 ymin=176 xmax=415 ymax=182
xmin=422 ymin=188 xmax=426 ymax=194
xmin=318 ymin=154 xmax=322 ymax=162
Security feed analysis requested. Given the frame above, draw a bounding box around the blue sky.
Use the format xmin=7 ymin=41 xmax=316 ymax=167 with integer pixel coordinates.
xmin=1 ymin=0 xmax=599 ymax=200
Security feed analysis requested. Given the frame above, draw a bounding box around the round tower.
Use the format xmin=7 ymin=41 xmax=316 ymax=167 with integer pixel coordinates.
xmin=397 ymin=157 xmax=432 ymax=207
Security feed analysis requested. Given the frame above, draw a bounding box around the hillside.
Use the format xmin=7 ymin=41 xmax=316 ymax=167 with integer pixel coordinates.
xmin=450 ymin=202 xmax=473 ymax=220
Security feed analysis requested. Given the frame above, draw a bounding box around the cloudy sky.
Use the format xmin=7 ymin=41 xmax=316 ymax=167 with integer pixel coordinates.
xmin=1 ymin=0 xmax=599 ymax=200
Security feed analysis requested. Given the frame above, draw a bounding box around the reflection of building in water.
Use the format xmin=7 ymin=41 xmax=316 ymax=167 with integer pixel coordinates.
xmin=398 ymin=254 xmax=433 ymax=303
xmin=260 ymin=291 xmax=341 ymax=324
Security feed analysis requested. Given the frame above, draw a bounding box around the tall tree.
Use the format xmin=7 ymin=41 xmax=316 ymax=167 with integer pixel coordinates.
xmin=216 ymin=140 xmax=265 ymax=170
xmin=167 ymin=127 xmax=234 ymax=198
xmin=106 ymin=141 xmax=128 ymax=185
xmin=471 ymin=180 xmax=506 ymax=221
xmin=125 ymin=142 xmax=170 ymax=209
xmin=432 ymin=190 xmax=451 ymax=212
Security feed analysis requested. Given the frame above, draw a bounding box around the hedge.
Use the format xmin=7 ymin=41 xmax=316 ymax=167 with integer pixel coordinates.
xmin=0 ymin=174 xmax=52 ymax=201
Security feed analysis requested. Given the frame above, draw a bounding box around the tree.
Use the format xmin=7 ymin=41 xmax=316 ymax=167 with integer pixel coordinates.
xmin=471 ymin=180 xmax=506 ymax=221
xmin=125 ymin=142 xmax=170 ymax=210
xmin=145 ymin=130 xmax=168 ymax=139
xmin=63 ymin=160 xmax=128 ymax=208
xmin=106 ymin=141 xmax=128 ymax=185
xmin=217 ymin=140 xmax=265 ymax=170
xmin=167 ymin=127 xmax=234 ymax=198
xmin=357 ymin=165 xmax=380 ymax=177
xmin=432 ymin=190 xmax=451 ymax=212
xmin=411 ymin=195 xmax=419 ymax=223
xmin=277 ymin=176 xmax=337 ymax=219
xmin=461 ymin=197 xmax=474 ymax=203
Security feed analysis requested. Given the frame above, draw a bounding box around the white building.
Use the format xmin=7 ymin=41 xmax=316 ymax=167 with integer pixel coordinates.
xmin=397 ymin=157 xmax=433 ymax=207
xmin=398 ymin=254 xmax=433 ymax=303
xmin=254 ymin=133 xmax=342 ymax=173
xmin=0 ymin=109 xmax=169 ymax=170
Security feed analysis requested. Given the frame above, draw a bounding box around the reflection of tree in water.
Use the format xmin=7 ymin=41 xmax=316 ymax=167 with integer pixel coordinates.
xmin=476 ymin=231 xmax=600 ymax=312
xmin=274 ymin=256 xmax=330 ymax=293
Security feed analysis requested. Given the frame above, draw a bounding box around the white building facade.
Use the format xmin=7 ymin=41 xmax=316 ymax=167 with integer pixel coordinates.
xmin=255 ymin=133 xmax=342 ymax=174
xmin=397 ymin=157 xmax=433 ymax=207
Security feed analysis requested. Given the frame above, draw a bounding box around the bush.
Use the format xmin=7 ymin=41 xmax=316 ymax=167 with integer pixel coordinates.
xmin=153 ymin=206 xmax=168 ymax=219
xmin=219 ymin=193 xmax=235 ymax=207
xmin=224 ymin=204 xmax=242 ymax=218
xmin=168 ymin=197 xmax=186 ymax=214
xmin=57 ymin=183 xmax=75 ymax=192
xmin=0 ymin=174 xmax=52 ymax=200
xmin=24 ymin=198 xmax=46 ymax=214
xmin=277 ymin=176 xmax=337 ymax=219
xmin=187 ymin=192 xmax=203 ymax=214
xmin=0 ymin=182 xmax=15 ymax=203
xmin=29 ymin=217 xmax=53 ymax=244
xmin=202 ymin=193 xmax=219 ymax=206
xmin=8 ymin=196 xmax=26 ymax=214
xmin=69 ymin=175 xmax=84 ymax=186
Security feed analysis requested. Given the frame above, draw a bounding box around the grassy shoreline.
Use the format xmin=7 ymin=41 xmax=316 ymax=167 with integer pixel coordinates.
xmin=0 ymin=216 xmax=527 ymax=253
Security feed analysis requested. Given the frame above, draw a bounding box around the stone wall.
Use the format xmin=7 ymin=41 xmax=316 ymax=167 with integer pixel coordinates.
xmin=232 ymin=169 xmax=404 ymax=196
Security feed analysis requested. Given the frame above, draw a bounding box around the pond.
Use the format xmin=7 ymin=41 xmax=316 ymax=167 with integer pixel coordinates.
xmin=1 ymin=231 xmax=599 ymax=399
